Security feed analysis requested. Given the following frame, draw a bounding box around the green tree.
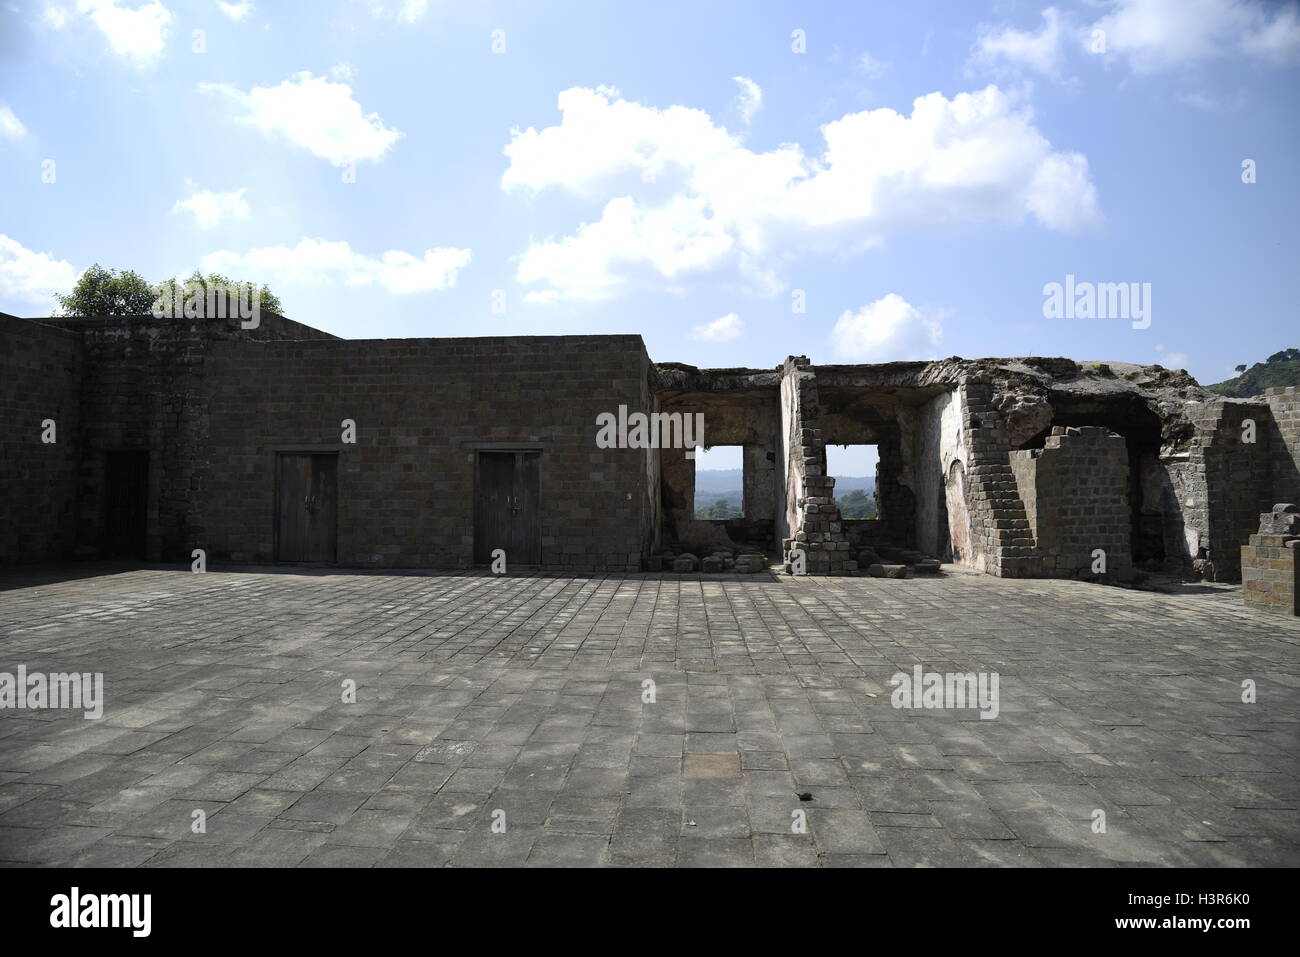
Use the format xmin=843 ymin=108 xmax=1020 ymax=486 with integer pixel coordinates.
xmin=55 ymin=265 xmax=284 ymax=317
xmin=54 ymin=264 xmax=156 ymax=316
xmin=156 ymin=270 xmax=283 ymax=315
xmin=836 ymin=488 xmax=877 ymax=519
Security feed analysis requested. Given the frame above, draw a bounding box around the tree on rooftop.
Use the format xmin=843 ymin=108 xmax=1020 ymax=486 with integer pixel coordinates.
xmin=54 ymin=264 xmax=156 ymax=316
xmin=55 ymin=265 xmax=283 ymax=317
xmin=155 ymin=270 xmax=283 ymax=316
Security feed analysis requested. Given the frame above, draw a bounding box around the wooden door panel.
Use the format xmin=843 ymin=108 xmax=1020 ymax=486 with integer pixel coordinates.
xmin=512 ymin=451 xmax=541 ymax=563
xmin=474 ymin=452 xmax=514 ymax=564
xmin=277 ymin=453 xmax=337 ymax=563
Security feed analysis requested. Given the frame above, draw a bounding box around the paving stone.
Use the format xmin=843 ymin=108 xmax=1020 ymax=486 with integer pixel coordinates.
xmin=0 ymin=564 xmax=1295 ymax=868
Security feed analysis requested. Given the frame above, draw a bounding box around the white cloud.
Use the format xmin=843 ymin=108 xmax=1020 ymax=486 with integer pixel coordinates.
xmin=973 ymin=6 xmax=1069 ymax=78
xmin=201 ymin=238 xmax=470 ymax=294
xmin=77 ymin=0 xmax=175 ymax=66
xmin=200 ymin=72 xmax=401 ymax=167
xmin=216 ymin=0 xmax=253 ymax=22
xmin=829 ymin=294 xmax=943 ymax=362
xmin=0 ymin=235 xmax=79 ymax=308
xmin=397 ymin=0 xmax=428 ymax=23
xmin=1090 ymin=0 xmax=1300 ymax=72
xmin=172 ymin=187 xmax=251 ymax=229
xmin=363 ymin=0 xmax=429 ymax=22
xmin=0 ymin=104 xmax=27 ymax=139
xmin=857 ymin=53 xmax=891 ymax=77
xmin=503 ymin=85 xmax=1099 ymax=302
xmin=690 ymin=312 xmax=744 ymax=342
xmin=733 ymin=76 xmax=762 ymax=124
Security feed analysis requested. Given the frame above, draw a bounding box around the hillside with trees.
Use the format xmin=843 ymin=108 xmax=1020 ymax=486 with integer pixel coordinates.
xmin=1207 ymin=348 xmax=1300 ymax=398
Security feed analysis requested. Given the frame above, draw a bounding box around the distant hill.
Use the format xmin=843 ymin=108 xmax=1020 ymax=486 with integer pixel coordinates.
xmin=694 ymin=468 xmax=875 ymax=518
xmin=695 ymin=468 xmax=875 ymax=495
xmin=1207 ymin=349 xmax=1300 ymax=398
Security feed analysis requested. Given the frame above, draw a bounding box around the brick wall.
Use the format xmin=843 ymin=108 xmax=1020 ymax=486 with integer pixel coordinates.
xmin=0 ymin=317 xmax=83 ymax=562
xmin=1265 ymin=386 xmax=1300 ymax=505
xmin=1242 ymin=534 xmax=1299 ymax=616
xmin=201 ymin=335 xmax=651 ymax=570
xmin=1011 ymin=426 xmax=1132 ymax=579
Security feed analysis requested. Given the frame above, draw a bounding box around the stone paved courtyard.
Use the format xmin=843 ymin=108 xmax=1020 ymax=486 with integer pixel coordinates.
xmin=0 ymin=564 xmax=1297 ymax=868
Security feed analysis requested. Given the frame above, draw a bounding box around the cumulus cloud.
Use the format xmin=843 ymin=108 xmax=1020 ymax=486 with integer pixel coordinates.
xmin=829 ymin=294 xmax=943 ymax=362
xmin=172 ymin=187 xmax=251 ymax=229
xmin=215 ymin=0 xmax=253 ymax=22
xmin=200 ymin=238 xmax=470 ymax=294
xmin=502 ymin=85 xmax=1100 ymax=302
xmin=76 ymin=0 xmax=175 ymax=66
xmin=0 ymin=104 xmax=27 ymax=139
xmin=1091 ymin=0 xmax=1300 ymax=72
xmin=690 ymin=312 xmax=744 ymax=342
xmin=200 ymin=72 xmax=401 ymax=167
xmin=0 ymin=235 xmax=79 ymax=308
xmin=733 ymin=76 xmax=762 ymax=124
xmin=973 ymin=6 xmax=1070 ymax=78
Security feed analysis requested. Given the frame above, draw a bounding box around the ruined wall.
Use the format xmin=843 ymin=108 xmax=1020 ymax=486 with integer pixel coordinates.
xmin=1010 ymin=426 xmax=1132 ymax=578
xmin=1169 ymin=397 xmax=1273 ymax=581
xmin=202 ymin=335 xmax=651 ymax=570
xmin=1265 ymin=386 xmax=1300 ymax=505
xmin=778 ymin=358 xmax=854 ymax=574
xmin=655 ymin=388 xmax=779 ymax=554
xmin=912 ymin=389 xmax=967 ymax=560
xmin=0 ymin=317 xmax=83 ymax=562
xmin=957 ymin=378 xmax=1040 ymax=577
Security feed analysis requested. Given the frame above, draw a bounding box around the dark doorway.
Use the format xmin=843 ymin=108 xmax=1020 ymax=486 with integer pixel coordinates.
xmin=276 ymin=453 xmax=338 ymax=563
xmin=103 ymin=450 xmax=149 ymax=559
xmin=474 ymin=451 xmax=541 ymax=565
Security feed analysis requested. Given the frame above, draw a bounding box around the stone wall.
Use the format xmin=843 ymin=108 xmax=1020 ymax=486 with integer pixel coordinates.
xmin=201 ymin=335 xmax=651 ymax=570
xmin=1265 ymin=386 xmax=1300 ymax=506
xmin=1010 ymin=426 xmax=1132 ymax=579
xmin=957 ymin=378 xmax=1039 ymax=577
xmin=1175 ymin=397 xmax=1274 ymax=581
xmin=0 ymin=317 xmax=83 ymax=562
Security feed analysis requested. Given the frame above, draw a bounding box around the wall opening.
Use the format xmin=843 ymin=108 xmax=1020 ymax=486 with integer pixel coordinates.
xmin=693 ymin=445 xmax=744 ymax=519
xmin=827 ymin=444 xmax=879 ymax=519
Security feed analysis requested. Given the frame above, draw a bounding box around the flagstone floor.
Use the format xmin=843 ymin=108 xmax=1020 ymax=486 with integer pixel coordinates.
xmin=0 ymin=563 xmax=1296 ymax=867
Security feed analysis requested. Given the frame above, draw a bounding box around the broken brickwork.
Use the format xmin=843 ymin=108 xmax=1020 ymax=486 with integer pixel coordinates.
xmin=1242 ymin=504 xmax=1300 ymax=616
xmin=2 ymin=311 xmax=1298 ymax=591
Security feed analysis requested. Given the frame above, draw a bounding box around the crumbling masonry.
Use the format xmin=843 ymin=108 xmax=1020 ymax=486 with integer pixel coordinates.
xmin=3 ymin=312 xmax=1298 ymax=597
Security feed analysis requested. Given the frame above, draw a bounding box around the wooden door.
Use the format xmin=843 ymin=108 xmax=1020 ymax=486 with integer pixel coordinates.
xmin=103 ymin=450 xmax=148 ymax=559
xmin=474 ymin=451 xmax=541 ymax=565
xmin=277 ymin=453 xmax=338 ymax=563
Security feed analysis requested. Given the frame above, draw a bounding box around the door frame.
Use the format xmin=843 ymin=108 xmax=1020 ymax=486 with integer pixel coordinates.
xmin=472 ymin=447 xmax=543 ymax=566
xmin=272 ymin=447 xmax=343 ymax=564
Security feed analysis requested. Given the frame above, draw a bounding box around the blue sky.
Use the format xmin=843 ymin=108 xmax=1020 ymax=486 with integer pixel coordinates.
xmin=2 ymin=0 xmax=1297 ymax=429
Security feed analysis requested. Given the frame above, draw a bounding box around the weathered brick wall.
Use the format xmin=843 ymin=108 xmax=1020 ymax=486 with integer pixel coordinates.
xmin=1265 ymin=386 xmax=1300 ymax=505
xmin=1242 ymin=534 xmax=1299 ymax=615
xmin=20 ymin=313 xmax=335 ymax=563
xmin=958 ymin=378 xmax=1039 ymax=577
xmin=1178 ymin=397 xmax=1273 ymax=581
xmin=779 ymin=358 xmax=854 ymax=575
xmin=201 ymin=335 xmax=651 ymax=570
xmin=1010 ymin=426 xmax=1132 ymax=578
xmin=0 ymin=316 xmax=83 ymax=562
